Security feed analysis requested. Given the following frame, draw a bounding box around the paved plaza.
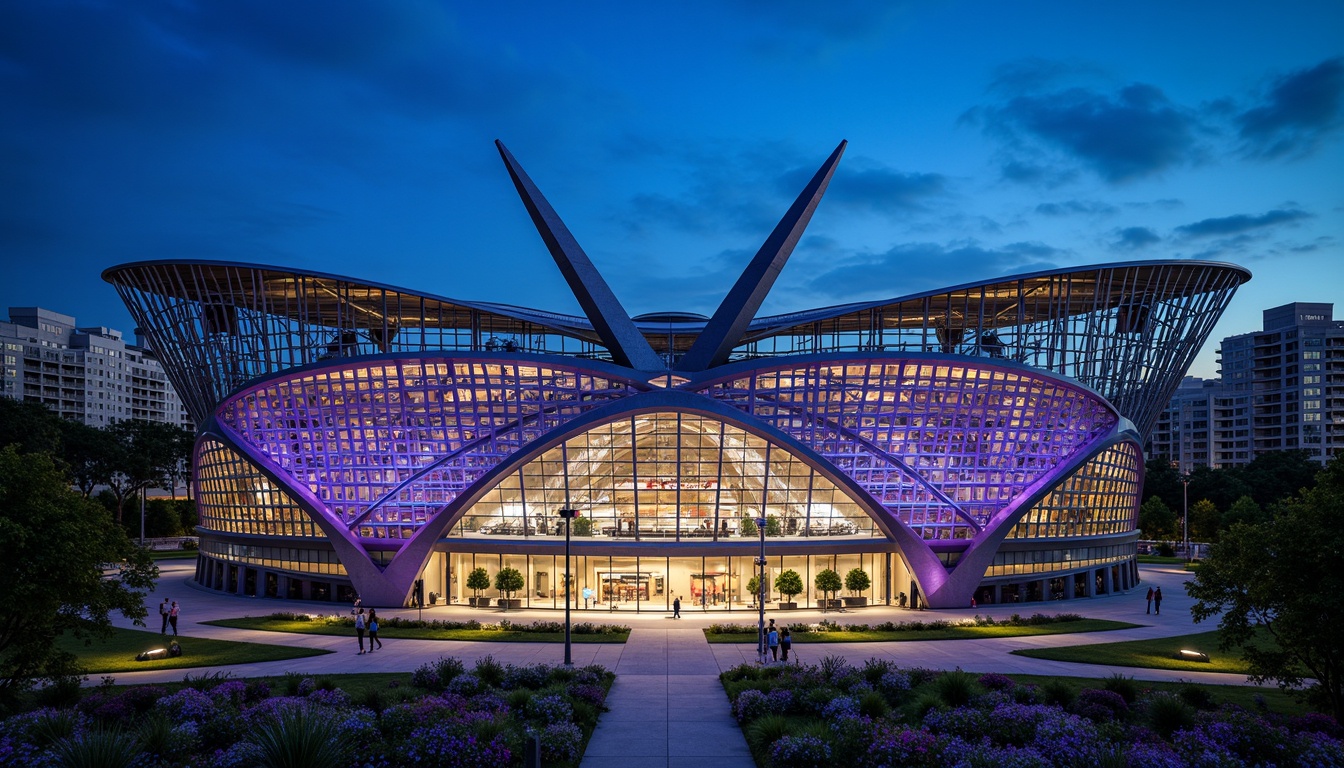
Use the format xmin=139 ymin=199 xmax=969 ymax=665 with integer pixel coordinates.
xmin=106 ymin=562 xmax=1250 ymax=768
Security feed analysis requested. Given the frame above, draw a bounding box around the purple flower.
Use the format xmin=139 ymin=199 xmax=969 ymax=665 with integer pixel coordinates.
xmin=305 ymin=687 xmax=351 ymax=708
xmin=1073 ymin=688 xmax=1129 ymax=723
xmin=978 ymin=673 xmax=1016 ymax=691
xmin=209 ymin=680 xmax=249 ymax=707
xmin=863 ymin=723 xmax=937 ymax=768
xmin=769 ymin=734 xmax=832 ymax=768
xmin=566 ymin=683 xmax=606 ymax=709
xmin=156 ymin=688 xmax=217 ymax=725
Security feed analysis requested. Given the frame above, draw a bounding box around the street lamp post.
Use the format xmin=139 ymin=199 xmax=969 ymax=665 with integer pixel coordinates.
xmin=755 ymin=515 xmax=767 ymax=664
xmin=1181 ymin=475 xmax=1190 ymax=563
xmin=559 ymin=508 xmax=579 ymax=666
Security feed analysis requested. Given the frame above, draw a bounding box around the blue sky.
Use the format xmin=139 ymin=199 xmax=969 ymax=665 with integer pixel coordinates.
xmin=3 ymin=2 xmax=1341 ymax=378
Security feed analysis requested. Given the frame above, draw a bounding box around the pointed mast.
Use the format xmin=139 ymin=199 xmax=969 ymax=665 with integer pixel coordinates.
xmin=678 ymin=140 xmax=847 ymax=371
xmin=496 ymin=140 xmax=665 ymax=372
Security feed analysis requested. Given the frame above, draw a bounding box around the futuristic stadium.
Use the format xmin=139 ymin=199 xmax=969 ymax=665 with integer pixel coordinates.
xmin=104 ymin=141 xmax=1251 ymax=610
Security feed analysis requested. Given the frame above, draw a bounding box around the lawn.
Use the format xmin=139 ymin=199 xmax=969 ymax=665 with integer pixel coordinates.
xmin=703 ymin=618 xmax=1139 ymax=643
xmin=146 ymin=549 xmax=198 ymax=561
xmin=1003 ymin=673 xmax=1309 ymax=715
xmin=204 ymin=616 xmax=630 ymax=643
xmin=1010 ymin=629 xmax=1253 ymax=673
xmin=58 ymin=625 xmax=330 ymax=674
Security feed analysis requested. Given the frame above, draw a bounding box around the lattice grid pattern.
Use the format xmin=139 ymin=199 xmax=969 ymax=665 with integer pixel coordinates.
xmin=195 ymin=437 xmax=319 ymax=538
xmin=199 ymin=539 xmax=346 ymax=576
xmin=701 ymin=361 xmax=1116 ymax=539
xmin=220 ymin=360 xmax=642 ymax=539
xmin=1007 ymin=441 xmax=1141 ymax=540
xmin=455 ymin=412 xmax=877 ymax=541
xmin=984 ymin=543 xmax=1131 ymax=578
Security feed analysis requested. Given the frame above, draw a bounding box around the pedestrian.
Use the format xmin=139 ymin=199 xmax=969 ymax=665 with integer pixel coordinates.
xmin=1153 ymin=587 xmax=1163 ymax=615
xmin=1145 ymin=586 xmax=1154 ymax=614
xmin=368 ymin=609 xmax=382 ymax=651
xmin=767 ymin=624 xmax=780 ymax=661
xmin=354 ymin=608 xmax=367 ymax=654
xmin=672 ymin=596 xmax=681 ymax=619
xmin=168 ymin=601 xmax=180 ymax=636
xmin=780 ymin=628 xmax=792 ymax=662
xmin=159 ymin=598 xmax=170 ymax=634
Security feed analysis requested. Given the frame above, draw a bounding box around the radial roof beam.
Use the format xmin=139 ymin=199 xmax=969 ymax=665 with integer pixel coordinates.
xmin=678 ymin=140 xmax=847 ymax=372
xmin=496 ymin=141 xmax=665 ymax=372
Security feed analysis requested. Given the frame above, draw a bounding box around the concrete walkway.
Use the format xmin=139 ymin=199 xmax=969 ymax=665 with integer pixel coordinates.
xmin=579 ymin=626 xmax=752 ymax=768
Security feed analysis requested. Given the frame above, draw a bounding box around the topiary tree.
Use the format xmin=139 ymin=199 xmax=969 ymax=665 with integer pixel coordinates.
xmin=572 ymin=515 xmax=593 ymax=536
xmin=740 ymin=516 xmax=758 ymax=537
xmin=466 ymin=567 xmax=491 ymax=604
xmin=775 ymin=570 xmax=803 ymax=603
xmin=746 ymin=575 xmax=761 ymax=603
xmin=844 ymin=567 xmax=870 ymax=596
xmin=764 ymin=515 xmax=783 ymax=536
xmin=815 ymin=568 xmax=842 ymax=605
xmin=494 ymin=567 xmax=525 ymax=609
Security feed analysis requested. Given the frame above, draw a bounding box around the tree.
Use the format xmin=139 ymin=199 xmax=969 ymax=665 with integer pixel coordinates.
xmin=466 ymin=567 xmax=491 ymax=603
xmin=0 ymin=398 xmax=62 ymax=456
xmin=0 ymin=446 xmax=157 ymax=702
xmin=775 ymin=570 xmax=803 ymax=603
xmin=764 ymin=515 xmax=783 ymax=536
xmin=572 ymin=515 xmax=593 ymax=536
xmin=57 ymin=419 xmax=116 ymax=499
xmin=1187 ymin=465 xmax=1250 ymax=516
xmin=1188 ymin=457 xmax=1344 ymax=720
xmin=1189 ymin=498 xmax=1220 ymax=543
xmin=740 ymin=516 xmax=757 ymax=537
xmin=1142 ymin=455 xmax=1183 ymax=511
xmin=815 ymin=568 xmax=842 ymax=605
xmin=1240 ymin=450 xmax=1320 ymax=508
xmin=1221 ymin=495 xmax=1267 ymax=531
xmin=746 ymin=575 xmax=761 ymax=603
xmin=494 ymin=567 xmax=525 ymax=605
xmin=844 ymin=568 xmax=871 ymax=596
xmin=104 ymin=420 xmax=185 ymax=526
xmin=1138 ymin=496 xmax=1176 ymax=540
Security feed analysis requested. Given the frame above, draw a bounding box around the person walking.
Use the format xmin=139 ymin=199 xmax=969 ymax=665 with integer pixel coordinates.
xmin=780 ymin=628 xmax=792 ymax=663
xmin=159 ymin=598 xmax=170 ymax=634
xmin=168 ymin=601 xmax=180 ymax=636
xmin=672 ymin=596 xmax=681 ymax=619
xmin=1153 ymin=587 xmax=1163 ymax=615
xmin=1145 ymin=586 xmax=1154 ymax=614
xmin=367 ymin=609 xmax=382 ymax=651
xmin=354 ymin=608 xmax=367 ymax=654
xmin=767 ymin=624 xmax=780 ymax=661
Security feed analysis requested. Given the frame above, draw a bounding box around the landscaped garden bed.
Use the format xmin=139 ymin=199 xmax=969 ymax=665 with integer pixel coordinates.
xmin=721 ymin=657 xmax=1342 ymax=767
xmin=0 ymin=656 xmax=613 ymax=767
xmin=704 ymin=612 xmax=1138 ymax=643
xmin=205 ymin=612 xmax=631 ymax=643
xmin=1011 ymin=629 xmax=1260 ymax=674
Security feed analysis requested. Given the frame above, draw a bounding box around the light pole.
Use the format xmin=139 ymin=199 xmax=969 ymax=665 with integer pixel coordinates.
xmin=559 ymin=508 xmax=579 ymax=666
xmin=1181 ymin=474 xmax=1190 ymax=563
xmin=139 ymin=488 xmax=146 ymax=547
xmin=755 ymin=515 xmax=767 ymax=664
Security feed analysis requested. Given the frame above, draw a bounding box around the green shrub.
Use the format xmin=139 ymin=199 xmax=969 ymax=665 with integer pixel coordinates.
xmin=1145 ymin=691 xmax=1196 ymax=739
xmin=1101 ymin=672 xmax=1139 ymax=704
xmin=744 ymin=713 xmax=796 ymax=753
xmin=932 ymin=670 xmax=978 ymax=708
xmin=50 ymin=728 xmax=142 ymax=768
xmin=858 ymin=690 xmax=890 ymax=719
xmin=1039 ymin=678 xmax=1075 ymax=708
xmin=1177 ymin=681 xmax=1214 ymax=710
xmin=249 ymin=708 xmax=350 ymax=768
xmin=474 ymin=655 xmax=506 ymax=687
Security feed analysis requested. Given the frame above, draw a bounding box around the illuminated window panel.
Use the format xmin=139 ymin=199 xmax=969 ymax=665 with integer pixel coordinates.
xmin=454 ymin=412 xmax=877 ymax=541
xmin=199 ymin=539 xmax=346 ymax=576
xmin=702 ymin=361 xmax=1116 ymax=540
xmin=195 ymin=438 xmax=319 ymax=538
xmin=1007 ymin=442 xmax=1141 ymax=540
xmin=983 ymin=543 xmax=1131 ymax=578
xmin=218 ymin=361 xmax=642 ymax=539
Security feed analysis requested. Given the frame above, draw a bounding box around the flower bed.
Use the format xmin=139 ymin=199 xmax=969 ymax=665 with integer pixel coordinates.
xmin=704 ymin=613 xmax=1137 ymax=643
xmin=0 ymin=656 xmax=613 ymax=768
xmin=205 ymin=612 xmax=631 ymax=642
xmin=721 ymin=658 xmax=1343 ymax=768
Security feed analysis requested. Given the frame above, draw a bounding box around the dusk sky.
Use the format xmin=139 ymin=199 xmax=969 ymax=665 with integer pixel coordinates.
xmin=3 ymin=2 xmax=1342 ymax=379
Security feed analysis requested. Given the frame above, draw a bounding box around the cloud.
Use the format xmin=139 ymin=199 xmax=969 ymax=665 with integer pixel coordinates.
xmin=804 ymin=240 xmax=1066 ymax=299
xmin=1036 ymin=200 xmax=1118 ymax=217
xmin=785 ymin=162 xmax=948 ymax=216
xmin=1237 ymin=58 xmax=1344 ymax=159
xmin=1175 ymin=209 xmax=1311 ymax=238
xmin=972 ymin=83 xmax=1199 ymax=183
xmin=1112 ymin=227 xmax=1161 ymax=250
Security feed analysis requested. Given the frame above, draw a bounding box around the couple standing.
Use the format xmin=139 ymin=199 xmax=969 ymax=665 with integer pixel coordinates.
xmin=158 ymin=598 xmax=180 ymax=636
xmin=353 ymin=605 xmax=383 ymax=654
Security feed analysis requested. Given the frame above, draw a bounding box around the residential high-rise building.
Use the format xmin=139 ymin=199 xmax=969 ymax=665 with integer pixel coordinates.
xmin=0 ymin=307 xmax=192 ymax=429
xmin=1147 ymin=302 xmax=1344 ymax=470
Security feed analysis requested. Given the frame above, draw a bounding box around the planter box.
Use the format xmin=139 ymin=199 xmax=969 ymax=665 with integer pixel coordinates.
xmin=820 ymin=599 xmax=844 ymax=610
xmin=497 ymin=598 xmax=523 ymax=610
xmin=843 ymin=596 xmax=868 ymax=607
xmin=777 ymin=601 xmax=798 ymax=610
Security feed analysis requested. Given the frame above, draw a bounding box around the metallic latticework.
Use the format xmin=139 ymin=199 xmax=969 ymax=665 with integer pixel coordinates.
xmin=105 ymin=143 xmax=1250 ymax=608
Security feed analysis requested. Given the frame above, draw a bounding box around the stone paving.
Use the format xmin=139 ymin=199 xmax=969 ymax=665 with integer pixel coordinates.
xmin=102 ymin=561 xmax=1249 ymax=766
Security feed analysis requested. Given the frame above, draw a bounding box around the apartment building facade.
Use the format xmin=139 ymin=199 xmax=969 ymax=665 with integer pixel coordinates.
xmin=1 ymin=307 xmax=192 ymax=429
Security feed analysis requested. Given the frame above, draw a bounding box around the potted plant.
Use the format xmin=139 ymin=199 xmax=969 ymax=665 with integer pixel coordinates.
xmin=494 ymin=567 xmax=525 ymax=610
xmin=740 ymin=516 xmax=758 ymax=537
xmin=765 ymin=515 xmax=783 ymax=536
xmin=815 ymin=568 xmax=842 ymax=610
xmin=843 ymin=567 xmax=870 ymax=607
xmin=774 ymin=569 xmax=803 ymax=609
xmin=466 ymin=567 xmax=491 ymax=607
xmin=573 ymin=515 xmax=594 ymax=537
xmin=898 ymin=591 xmax=908 ymax=609
xmin=746 ymin=575 xmax=761 ymax=607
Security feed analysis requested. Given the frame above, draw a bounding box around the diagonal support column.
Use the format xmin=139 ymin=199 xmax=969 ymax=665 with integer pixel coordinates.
xmin=678 ymin=141 xmax=847 ymax=371
xmin=496 ymin=141 xmax=665 ymax=372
